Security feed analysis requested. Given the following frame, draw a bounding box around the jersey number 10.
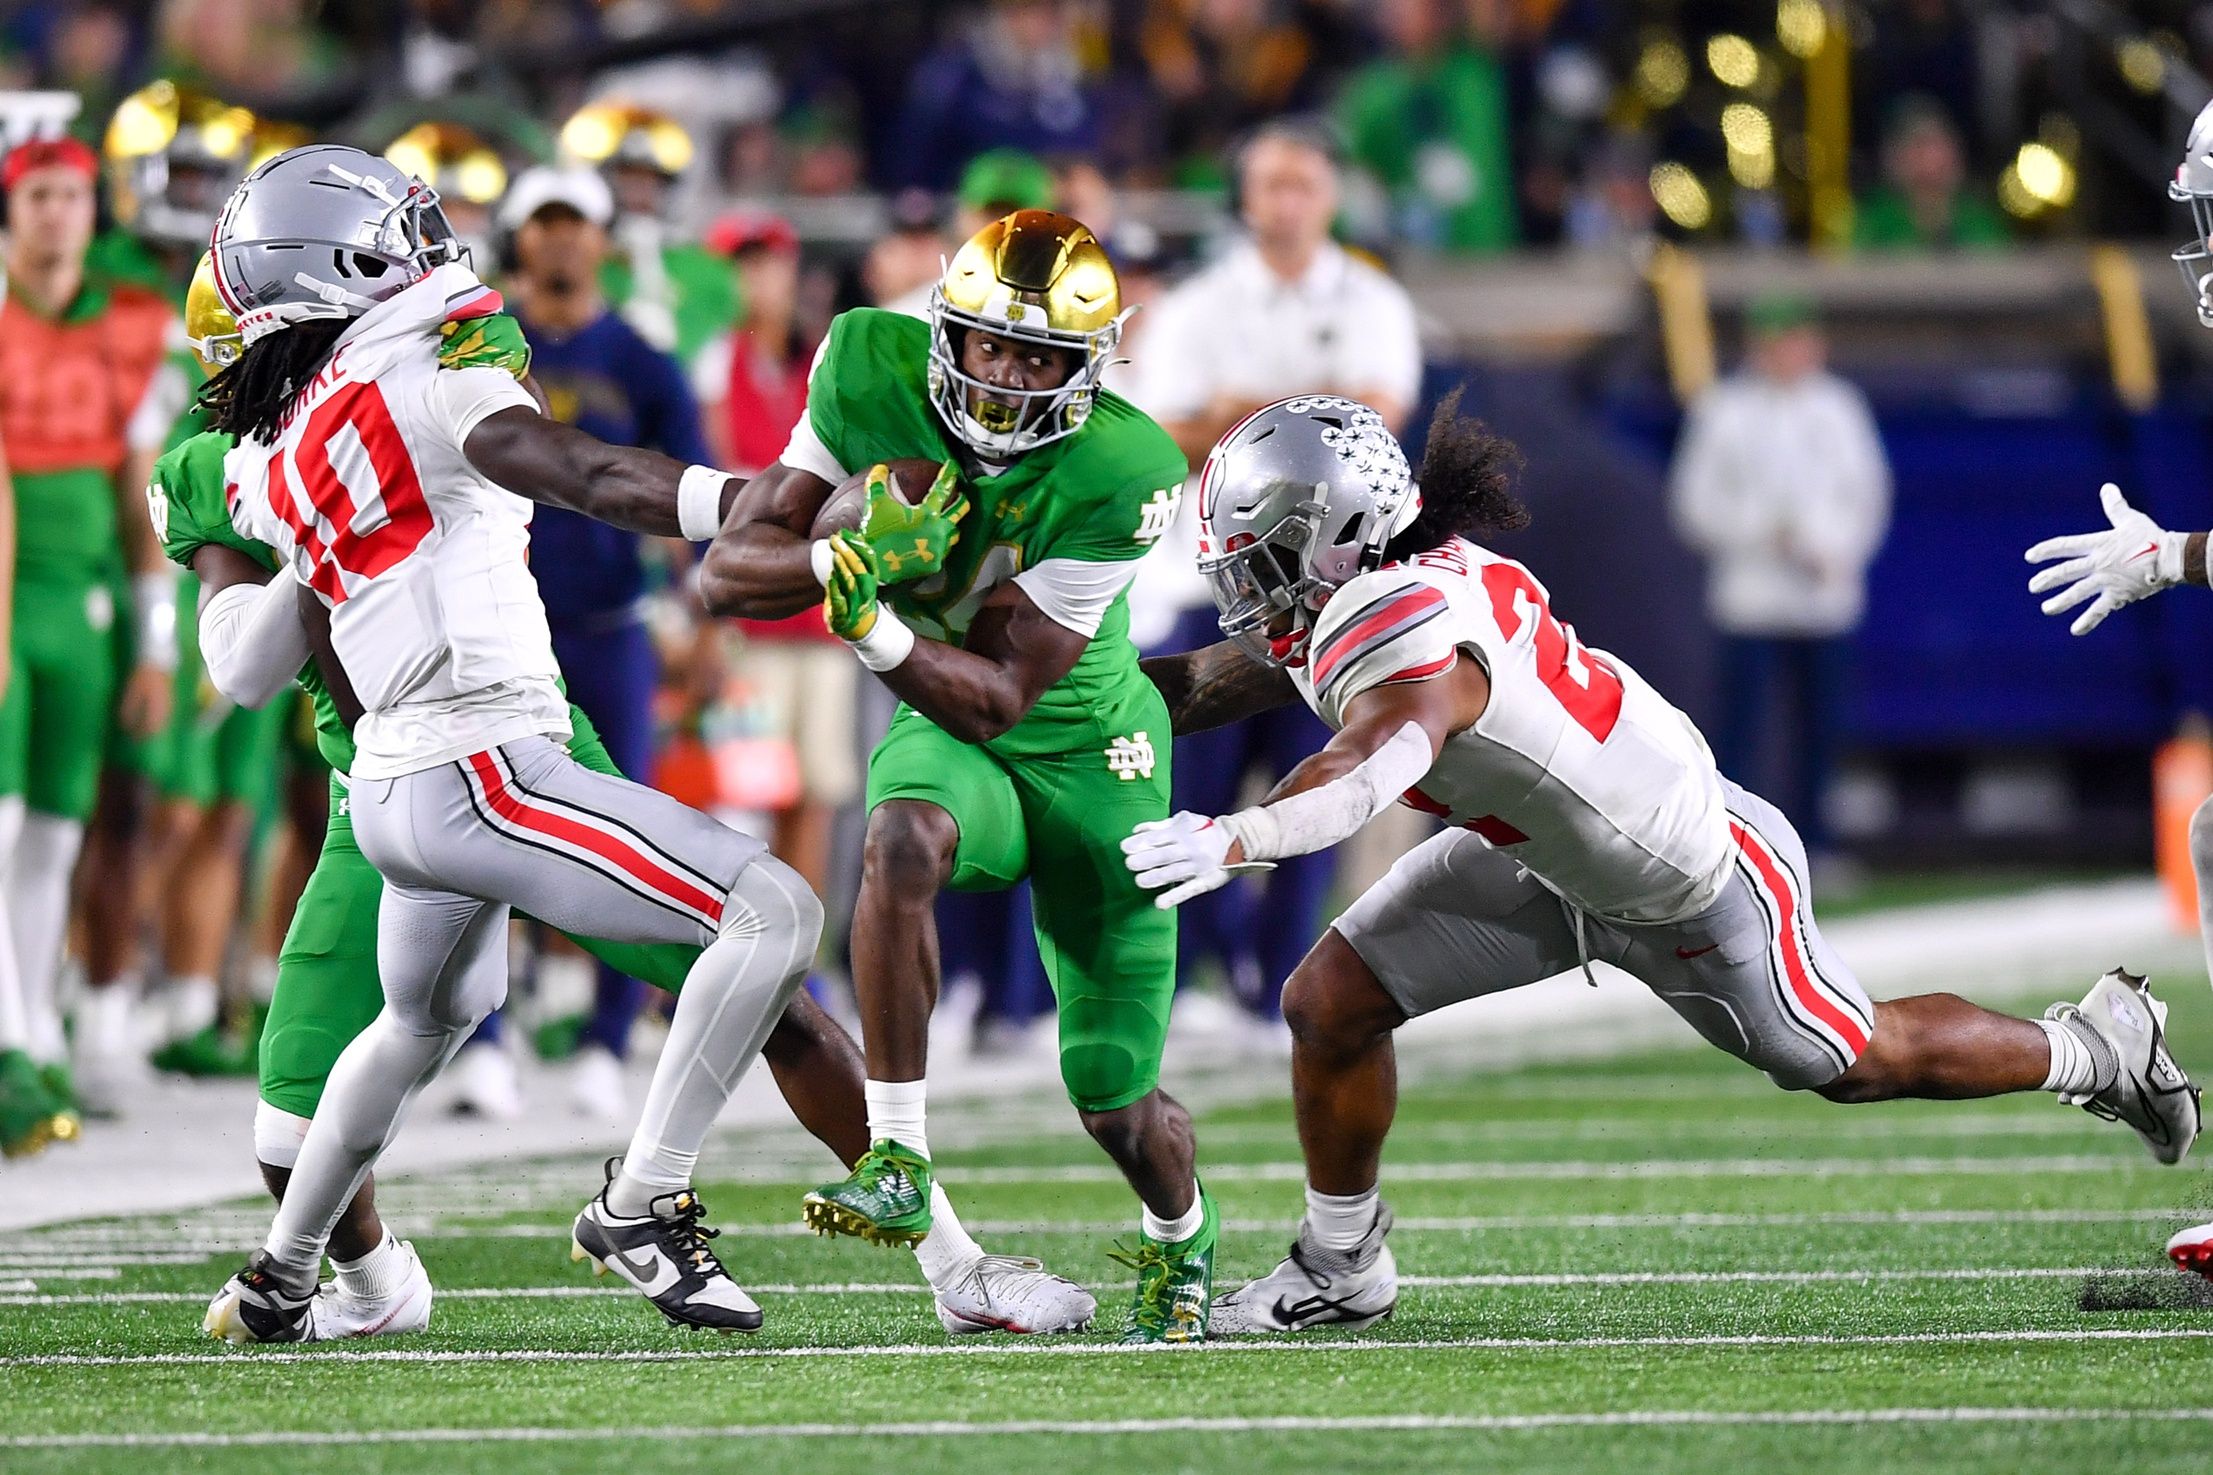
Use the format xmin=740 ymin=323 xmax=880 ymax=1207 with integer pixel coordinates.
xmin=266 ymin=380 xmax=434 ymax=604
xmin=1479 ymin=562 xmax=1623 ymax=742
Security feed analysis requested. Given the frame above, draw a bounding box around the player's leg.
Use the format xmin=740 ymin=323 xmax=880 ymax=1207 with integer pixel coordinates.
xmin=0 ymin=663 xmax=71 ymax=1155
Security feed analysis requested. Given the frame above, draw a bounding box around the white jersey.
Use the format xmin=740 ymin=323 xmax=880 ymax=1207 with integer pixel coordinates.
xmin=1291 ymin=537 xmax=1732 ymax=925
xmin=225 ymin=267 xmax=568 ymax=780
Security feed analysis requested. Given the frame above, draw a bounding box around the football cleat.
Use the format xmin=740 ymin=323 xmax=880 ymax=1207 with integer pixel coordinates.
xmin=304 ymin=1240 xmax=434 ymax=1341
xmin=2167 ymin=1223 xmax=2213 ymax=1279
xmin=934 ymin=1254 xmax=1097 ymax=1336
xmin=204 ymin=1252 xmax=316 ymax=1344
xmin=2047 ymin=970 xmax=2200 ymax=1165
xmin=1211 ymin=1201 xmax=1398 ymax=1334
xmin=572 ymin=1158 xmax=762 ymax=1332
xmin=1110 ymin=1186 xmax=1217 ymax=1345
xmin=0 ymin=1048 xmax=75 ymax=1158
xmin=804 ymin=1139 xmax=934 ymax=1248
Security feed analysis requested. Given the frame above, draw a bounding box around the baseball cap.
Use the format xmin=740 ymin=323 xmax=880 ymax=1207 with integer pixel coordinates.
xmin=3 ymin=135 xmax=97 ymax=193
xmin=706 ymin=208 xmax=798 ymax=257
xmin=957 ymin=148 xmax=1052 ymax=214
xmin=496 ymin=165 xmax=613 ymax=233
xmin=1745 ymin=291 xmax=1819 ymax=336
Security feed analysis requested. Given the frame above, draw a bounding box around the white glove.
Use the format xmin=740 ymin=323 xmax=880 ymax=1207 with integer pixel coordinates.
xmin=2025 ymin=483 xmax=2190 ymax=636
xmin=1121 ymin=810 xmax=1276 ymax=910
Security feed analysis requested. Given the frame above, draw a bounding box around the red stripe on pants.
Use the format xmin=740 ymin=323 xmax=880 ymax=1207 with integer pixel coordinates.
xmin=1729 ymin=820 xmax=1867 ymax=1055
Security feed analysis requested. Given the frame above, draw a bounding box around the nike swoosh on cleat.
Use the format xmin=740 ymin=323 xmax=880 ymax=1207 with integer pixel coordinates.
xmin=1675 ymin=944 xmax=1721 ymax=960
xmin=610 ymin=1245 xmax=681 ymax=1297
xmin=1271 ymin=1292 xmax=1364 ymax=1326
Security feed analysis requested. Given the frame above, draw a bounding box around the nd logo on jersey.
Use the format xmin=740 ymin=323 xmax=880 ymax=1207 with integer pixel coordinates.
xmin=1135 ymin=486 xmax=1181 ymax=544
xmin=1106 ymin=732 xmax=1157 ymax=780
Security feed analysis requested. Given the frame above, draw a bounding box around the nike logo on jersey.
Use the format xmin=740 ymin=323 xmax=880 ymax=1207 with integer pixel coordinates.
xmin=1674 ymin=943 xmax=1721 ymax=960
xmin=611 ymin=1244 xmax=681 ymax=1297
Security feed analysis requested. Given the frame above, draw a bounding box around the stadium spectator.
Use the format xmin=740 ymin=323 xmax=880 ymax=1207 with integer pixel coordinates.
xmin=892 ymin=0 xmax=1101 ymax=190
xmin=480 ymin=164 xmax=716 ymax=1119
xmin=1669 ymin=295 xmax=1892 ymax=867
xmin=1128 ymin=117 xmax=1421 ymax=1028
xmin=1852 ymin=97 xmax=2009 ymax=253
xmin=862 ymin=188 xmax=951 ymax=311
xmin=883 ymin=149 xmax=1055 ymax=318
xmin=1334 ymin=0 xmax=1518 ymax=254
xmin=1139 ymin=0 xmax=1319 ymax=186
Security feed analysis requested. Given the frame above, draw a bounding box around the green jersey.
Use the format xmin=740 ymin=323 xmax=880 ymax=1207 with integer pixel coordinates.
xmin=806 ymin=308 xmax=1187 ymax=756
xmin=602 ymin=239 xmax=740 ymax=370
xmin=147 ymin=312 xmax=535 ymax=775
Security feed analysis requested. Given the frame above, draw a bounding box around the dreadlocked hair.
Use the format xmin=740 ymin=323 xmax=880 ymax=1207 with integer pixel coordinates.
xmin=198 ymin=318 xmax=350 ymax=444
xmin=1382 ymin=387 xmax=1529 ymax=563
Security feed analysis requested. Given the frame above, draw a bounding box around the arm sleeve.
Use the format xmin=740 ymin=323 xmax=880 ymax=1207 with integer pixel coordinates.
xmin=199 ymin=573 xmax=310 ymax=708
xmin=429 ymin=364 xmax=541 ymax=446
xmin=1013 ymin=555 xmax=1145 ymax=637
xmin=1224 ymin=721 xmax=1435 ymax=862
xmin=1306 ymin=569 xmax=1463 ymax=714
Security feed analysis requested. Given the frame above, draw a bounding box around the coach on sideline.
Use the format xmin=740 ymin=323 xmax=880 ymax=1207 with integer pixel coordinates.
xmin=1126 ymin=116 xmax=1424 ymax=1033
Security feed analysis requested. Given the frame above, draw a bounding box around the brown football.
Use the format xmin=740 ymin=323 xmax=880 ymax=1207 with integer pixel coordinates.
xmin=809 ymin=458 xmax=951 ymax=540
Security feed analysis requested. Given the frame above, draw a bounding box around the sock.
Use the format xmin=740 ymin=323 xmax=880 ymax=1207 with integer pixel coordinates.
xmin=912 ymin=1182 xmax=983 ymax=1289
xmin=865 ymin=1077 xmax=930 ymax=1159
xmin=246 ymin=956 xmax=279 ymax=1006
xmin=612 ymin=858 xmax=818 ymax=1217
xmin=1142 ymin=1183 xmax=1205 ymax=1245
xmin=7 ymin=813 xmax=84 ymax=1064
xmin=76 ymin=980 xmax=140 ymax=1061
xmin=163 ymin=976 xmax=220 ymax=1043
xmin=1305 ymin=1183 xmax=1380 ymax=1251
xmin=333 ymin=1230 xmax=404 ymax=1301
xmin=2038 ymin=1015 xmax=2116 ymax=1097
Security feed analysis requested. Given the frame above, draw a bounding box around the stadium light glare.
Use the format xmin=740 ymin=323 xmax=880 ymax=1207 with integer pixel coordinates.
xmin=2117 ymin=37 xmax=2166 ymax=95
xmin=1707 ymin=34 xmax=1761 ymax=89
xmin=1723 ymin=105 xmax=1775 ymax=189
xmin=1635 ymin=37 xmax=1690 ymax=107
xmin=1650 ymin=162 xmax=1712 ymax=229
xmin=1776 ymin=0 xmax=1827 ymax=59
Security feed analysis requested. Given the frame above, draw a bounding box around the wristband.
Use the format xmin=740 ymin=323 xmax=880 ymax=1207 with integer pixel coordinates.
xmin=132 ymin=570 xmax=179 ymax=673
xmin=810 ymin=538 xmax=836 ymax=588
xmin=2156 ymin=532 xmax=2191 ymax=589
xmin=677 ymin=464 xmax=733 ymax=541
xmin=847 ymin=604 xmax=916 ymax=671
xmin=1219 ymin=806 xmax=1282 ymax=864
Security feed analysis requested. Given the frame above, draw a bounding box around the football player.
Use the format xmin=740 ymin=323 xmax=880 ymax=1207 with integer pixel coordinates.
xmin=701 ymin=211 xmax=1218 ymax=1342
xmin=189 ymin=147 xmax=1085 ymax=1341
xmin=2026 ymin=95 xmax=2213 ymax=1282
xmin=1133 ymin=393 xmax=2199 ymax=1333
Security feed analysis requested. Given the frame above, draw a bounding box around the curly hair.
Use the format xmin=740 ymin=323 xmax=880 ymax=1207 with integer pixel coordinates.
xmin=1382 ymin=388 xmax=1529 ymax=562
xmin=197 ymin=319 xmax=349 ymax=444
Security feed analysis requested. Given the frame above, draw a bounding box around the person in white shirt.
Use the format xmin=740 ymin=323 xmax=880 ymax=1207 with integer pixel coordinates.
xmin=1126 ymin=118 xmax=1424 ymax=1026
xmin=1669 ymin=295 xmax=1890 ymax=860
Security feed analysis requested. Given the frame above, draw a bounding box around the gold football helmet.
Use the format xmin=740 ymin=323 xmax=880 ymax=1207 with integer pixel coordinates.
xmin=926 ymin=209 xmax=1127 ymax=459
xmin=383 ymin=122 xmax=508 ymax=208
xmin=104 ymin=81 xmax=258 ymax=246
xmin=183 ymin=250 xmax=242 ymax=376
xmin=557 ymin=101 xmax=694 ymax=176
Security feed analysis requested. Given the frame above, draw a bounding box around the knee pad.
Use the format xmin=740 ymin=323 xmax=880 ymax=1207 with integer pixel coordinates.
xmin=253 ymin=1100 xmax=314 ymax=1169
xmin=1059 ymin=1038 xmax=1155 ymax=1115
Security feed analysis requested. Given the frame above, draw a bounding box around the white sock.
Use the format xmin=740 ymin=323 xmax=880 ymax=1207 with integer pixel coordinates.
xmin=162 ymin=976 xmax=220 ymax=1044
xmin=2038 ymin=1016 xmax=2112 ymax=1096
xmin=247 ymin=955 xmax=279 ymax=1006
xmin=912 ymin=1182 xmax=982 ymax=1289
xmin=611 ymin=858 xmax=819 ymax=1217
xmin=8 ymin=813 xmax=84 ymax=1064
xmin=1142 ymin=1183 xmax=1205 ymax=1245
xmin=1305 ymin=1183 xmax=1380 ymax=1251
xmin=333 ymin=1230 xmax=404 ymax=1301
xmin=865 ymin=1077 xmax=930 ymax=1160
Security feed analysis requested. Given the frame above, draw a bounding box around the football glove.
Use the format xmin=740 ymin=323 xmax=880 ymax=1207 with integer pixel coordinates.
xmin=1121 ymin=811 xmax=1276 ymax=910
xmin=824 ymin=530 xmax=883 ymax=642
xmin=2026 ymin=483 xmax=2191 ymax=636
xmin=857 ymin=462 xmax=968 ymax=584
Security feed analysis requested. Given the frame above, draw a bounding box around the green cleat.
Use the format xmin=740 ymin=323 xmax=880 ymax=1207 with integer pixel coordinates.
xmin=1 ymin=1049 xmax=76 ymax=1157
xmin=803 ymin=1139 xmax=934 ymax=1247
xmin=38 ymin=1060 xmax=79 ymax=1118
xmin=1111 ymin=1186 xmax=1218 ymax=1344
xmin=151 ymin=1010 xmax=262 ymax=1078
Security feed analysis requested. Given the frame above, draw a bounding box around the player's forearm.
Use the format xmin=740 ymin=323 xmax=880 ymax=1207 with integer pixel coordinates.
xmin=2189 ymin=532 xmax=2210 ymax=588
xmin=697 ymin=521 xmax=824 ymax=620
xmin=1228 ymin=721 xmax=1436 ymax=863
xmin=1142 ymin=640 xmax=1298 ymax=734
xmin=465 ymin=410 xmax=738 ymax=539
xmin=873 ymin=637 xmax=1041 ymax=745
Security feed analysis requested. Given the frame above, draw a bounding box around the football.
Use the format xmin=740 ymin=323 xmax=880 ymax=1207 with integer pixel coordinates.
xmin=809 ymin=458 xmax=951 ymax=540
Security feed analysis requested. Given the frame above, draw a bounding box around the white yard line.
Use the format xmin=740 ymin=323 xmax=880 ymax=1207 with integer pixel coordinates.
xmin=12 ymin=1327 xmax=2213 ymax=1370
xmin=7 ymin=1408 xmax=2211 ymax=1449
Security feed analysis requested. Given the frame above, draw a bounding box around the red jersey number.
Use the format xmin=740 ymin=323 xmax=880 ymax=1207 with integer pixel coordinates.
xmin=1479 ymin=562 xmax=1623 ymax=742
xmin=268 ymin=381 xmax=434 ymax=604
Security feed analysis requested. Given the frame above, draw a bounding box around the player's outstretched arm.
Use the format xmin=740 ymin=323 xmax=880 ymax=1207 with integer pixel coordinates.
xmin=1122 ymin=663 xmax=1488 ymax=908
xmin=460 ymin=406 xmax=744 ymax=541
xmin=189 ymin=543 xmax=307 ymax=709
xmin=1141 ymin=639 xmax=1300 ymax=734
xmin=696 ymin=462 xmax=840 ymax=621
xmin=2025 ymin=482 xmax=2211 ymax=636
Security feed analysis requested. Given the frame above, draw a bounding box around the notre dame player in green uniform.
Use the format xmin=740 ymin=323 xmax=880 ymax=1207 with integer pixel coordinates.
xmin=704 ymin=211 xmax=1217 ymax=1342
xmin=155 ymin=264 xmax=1088 ymax=1340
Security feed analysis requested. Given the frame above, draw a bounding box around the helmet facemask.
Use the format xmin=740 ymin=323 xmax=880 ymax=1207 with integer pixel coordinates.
xmin=926 ymin=288 xmax=1123 ymax=460
xmin=2174 ymin=180 xmax=2213 ymax=328
xmin=1200 ymin=507 xmax=1331 ymax=668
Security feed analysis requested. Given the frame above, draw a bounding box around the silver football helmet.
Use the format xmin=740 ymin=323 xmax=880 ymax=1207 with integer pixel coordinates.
xmin=1195 ymin=395 xmax=1422 ymax=667
xmin=2173 ymin=98 xmax=2213 ymax=326
xmin=210 ymin=144 xmax=465 ymax=345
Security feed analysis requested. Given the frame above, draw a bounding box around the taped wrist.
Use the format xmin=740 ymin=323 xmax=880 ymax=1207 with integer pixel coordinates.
xmin=810 ymin=538 xmax=835 ymax=588
xmin=1221 ymin=721 xmax=1435 ymax=862
xmin=847 ymin=604 xmax=916 ymax=671
xmin=677 ymin=464 xmax=735 ymax=541
xmin=2157 ymin=531 xmax=2192 ymax=588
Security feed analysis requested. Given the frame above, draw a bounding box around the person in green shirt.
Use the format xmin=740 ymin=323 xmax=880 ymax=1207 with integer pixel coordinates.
xmin=702 ymin=210 xmax=1222 ymax=1343
xmin=1852 ymin=98 xmax=2011 ymax=252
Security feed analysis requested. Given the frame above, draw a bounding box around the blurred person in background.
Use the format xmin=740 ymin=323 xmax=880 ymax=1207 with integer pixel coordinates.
xmin=559 ymin=100 xmax=740 ymax=374
xmin=884 ymin=149 xmax=1056 ymax=320
xmin=894 ymin=0 xmax=1101 ymax=190
xmin=0 ymin=134 xmax=175 ymax=1119
xmin=1131 ymin=117 xmax=1421 ymax=1030
xmin=1670 ymin=295 xmax=1891 ymax=872
xmin=485 ymin=164 xmax=717 ymax=1119
xmin=1852 ymin=96 xmax=2008 ymax=253
xmin=383 ymin=120 xmax=509 ymax=270
xmin=1334 ymin=0 xmax=1519 ymax=254
xmin=1139 ymin=0 xmax=1318 ymax=185
xmin=863 ymin=188 xmax=952 ymax=311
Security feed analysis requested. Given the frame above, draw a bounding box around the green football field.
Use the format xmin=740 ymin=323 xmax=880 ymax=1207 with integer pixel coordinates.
xmin=6 ymin=970 xmax=2213 ymax=1474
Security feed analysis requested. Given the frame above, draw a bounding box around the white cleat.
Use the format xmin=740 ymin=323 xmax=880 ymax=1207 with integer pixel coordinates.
xmin=1211 ymin=1202 xmax=1397 ymax=1334
xmin=2167 ymin=1222 xmax=2213 ymax=1279
xmin=934 ymin=1254 xmax=1096 ymax=1335
xmin=2047 ymin=969 xmax=2201 ymax=1165
xmin=450 ymin=1042 xmax=524 ymax=1120
xmin=304 ymin=1240 xmax=434 ymax=1340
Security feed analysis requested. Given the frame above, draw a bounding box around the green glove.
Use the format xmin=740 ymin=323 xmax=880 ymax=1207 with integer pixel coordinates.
xmin=824 ymin=529 xmax=884 ymax=642
xmin=857 ymin=462 xmax=968 ymax=584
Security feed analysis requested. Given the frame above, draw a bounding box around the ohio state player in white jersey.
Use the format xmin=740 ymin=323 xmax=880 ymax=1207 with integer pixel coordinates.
xmin=1131 ymin=392 xmax=2200 ymax=1334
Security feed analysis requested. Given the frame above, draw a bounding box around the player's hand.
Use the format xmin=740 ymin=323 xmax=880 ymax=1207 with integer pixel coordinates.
xmin=118 ymin=660 xmax=172 ymax=737
xmin=857 ymin=462 xmax=968 ymax=585
xmin=824 ymin=530 xmax=883 ymax=642
xmin=1121 ymin=810 xmax=1276 ymax=910
xmin=2026 ymin=483 xmax=2189 ymax=636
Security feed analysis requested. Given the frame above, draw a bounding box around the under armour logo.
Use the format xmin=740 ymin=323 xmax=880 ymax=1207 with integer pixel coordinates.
xmin=1106 ymin=732 xmax=1156 ymax=780
xmin=1135 ymin=486 xmax=1181 ymax=544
